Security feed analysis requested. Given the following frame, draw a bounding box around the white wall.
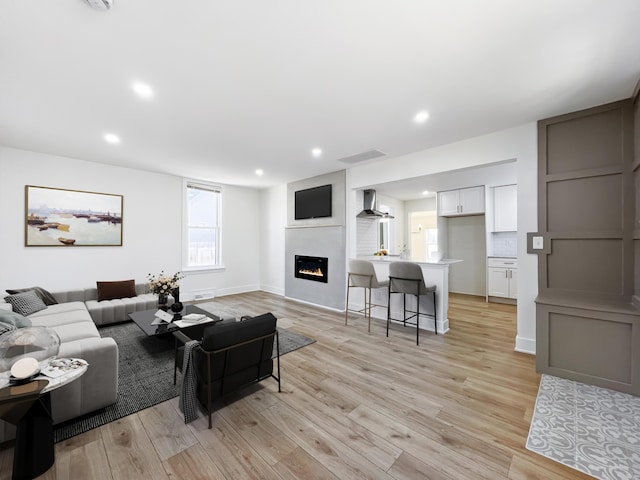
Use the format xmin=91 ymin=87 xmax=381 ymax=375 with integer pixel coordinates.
xmin=446 ymin=215 xmax=487 ymax=295
xmin=187 ymin=184 xmax=262 ymax=298
xmin=347 ymin=123 xmax=538 ymax=354
xmin=259 ymin=184 xmax=286 ymax=295
xmin=0 ymin=147 xmax=261 ymax=299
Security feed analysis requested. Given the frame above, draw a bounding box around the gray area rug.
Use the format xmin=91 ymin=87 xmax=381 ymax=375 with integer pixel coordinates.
xmin=53 ymin=320 xmax=314 ymax=443
xmin=526 ymin=374 xmax=640 ymax=480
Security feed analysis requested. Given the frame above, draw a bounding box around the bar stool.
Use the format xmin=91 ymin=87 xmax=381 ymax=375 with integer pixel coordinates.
xmin=387 ymin=262 xmax=436 ymax=345
xmin=345 ymin=259 xmax=389 ymax=332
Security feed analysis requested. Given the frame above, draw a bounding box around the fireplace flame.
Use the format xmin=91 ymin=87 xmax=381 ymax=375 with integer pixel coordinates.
xmin=299 ymin=267 xmax=324 ymax=277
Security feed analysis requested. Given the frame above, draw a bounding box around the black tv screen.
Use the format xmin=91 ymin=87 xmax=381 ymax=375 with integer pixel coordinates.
xmin=294 ymin=184 xmax=332 ymax=220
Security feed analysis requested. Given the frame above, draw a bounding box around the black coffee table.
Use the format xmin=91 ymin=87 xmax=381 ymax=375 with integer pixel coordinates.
xmin=128 ymin=304 xmax=221 ymax=336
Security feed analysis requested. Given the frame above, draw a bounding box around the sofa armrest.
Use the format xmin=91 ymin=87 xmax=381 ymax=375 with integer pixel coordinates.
xmin=52 ymin=336 xmax=119 ymax=423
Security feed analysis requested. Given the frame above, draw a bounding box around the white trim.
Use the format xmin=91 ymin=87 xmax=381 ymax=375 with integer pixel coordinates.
xmin=182 ymin=178 xmax=223 ymax=270
xmin=182 ymin=265 xmax=226 ymax=274
xmin=284 ymin=295 xmax=344 ymax=313
xmin=215 ymin=284 xmax=260 ymax=297
xmin=260 ymin=285 xmax=285 ymax=296
xmin=515 ymin=335 xmax=536 ymax=355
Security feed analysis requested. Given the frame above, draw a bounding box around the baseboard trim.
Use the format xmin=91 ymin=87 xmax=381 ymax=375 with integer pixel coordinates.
xmin=488 ymin=296 xmax=517 ymax=305
xmin=260 ymin=285 xmax=285 ymax=296
xmin=283 ymin=295 xmax=344 ymax=313
xmin=215 ymin=284 xmax=260 ymax=297
xmin=515 ymin=335 xmax=536 ymax=355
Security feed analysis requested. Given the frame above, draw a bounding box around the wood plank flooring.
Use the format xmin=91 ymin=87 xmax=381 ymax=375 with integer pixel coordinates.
xmin=0 ymin=292 xmax=593 ymax=479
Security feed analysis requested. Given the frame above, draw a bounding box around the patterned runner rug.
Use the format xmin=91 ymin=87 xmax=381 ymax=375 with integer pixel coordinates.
xmin=526 ymin=374 xmax=640 ymax=480
xmin=53 ymin=319 xmax=314 ymax=442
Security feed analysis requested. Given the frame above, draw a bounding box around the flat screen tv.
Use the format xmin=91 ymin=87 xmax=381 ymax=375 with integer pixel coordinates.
xmin=294 ymin=184 xmax=332 ymax=220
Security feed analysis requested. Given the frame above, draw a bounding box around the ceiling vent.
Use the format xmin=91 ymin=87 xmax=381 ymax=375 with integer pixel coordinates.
xmin=84 ymin=0 xmax=113 ymax=10
xmin=337 ymin=149 xmax=386 ymax=164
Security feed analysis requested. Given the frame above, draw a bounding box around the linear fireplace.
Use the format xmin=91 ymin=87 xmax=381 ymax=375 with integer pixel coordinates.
xmin=295 ymin=255 xmax=328 ymax=283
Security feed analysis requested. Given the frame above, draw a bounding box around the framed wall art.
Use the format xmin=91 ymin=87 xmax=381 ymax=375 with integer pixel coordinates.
xmin=25 ymin=185 xmax=123 ymax=247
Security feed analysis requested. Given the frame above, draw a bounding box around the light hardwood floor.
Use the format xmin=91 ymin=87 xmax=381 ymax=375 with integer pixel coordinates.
xmin=1 ymin=292 xmax=592 ymax=479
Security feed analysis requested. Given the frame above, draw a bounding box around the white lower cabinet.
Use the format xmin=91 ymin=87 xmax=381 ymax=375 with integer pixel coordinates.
xmin=487 ymin=258 xmax=517 ymax=299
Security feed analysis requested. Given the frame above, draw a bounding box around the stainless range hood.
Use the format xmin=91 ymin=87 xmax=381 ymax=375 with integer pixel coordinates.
xmin=356 ymin=189 xmax=394 ymax=219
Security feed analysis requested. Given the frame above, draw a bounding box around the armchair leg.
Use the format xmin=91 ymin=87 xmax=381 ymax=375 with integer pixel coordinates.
xmin=276 ymin=330 xmax=281 ymax=392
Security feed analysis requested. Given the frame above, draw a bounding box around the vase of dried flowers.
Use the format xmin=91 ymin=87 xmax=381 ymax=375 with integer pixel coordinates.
xmin=148 ymin=271 xmax=184 ymax=311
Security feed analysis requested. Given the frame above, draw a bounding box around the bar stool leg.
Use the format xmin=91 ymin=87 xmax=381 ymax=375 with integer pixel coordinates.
xmin=344 ymin=274 xmax=351 ymax=326
xmin=386 ymin=283 xmax=391 ymax=338
xmin=433 ymin=291 xmax=437 ymax=335
xmin=367 ymin=287 xmax=372 ymax=332
xmin=402 ymin=294 xmax=407 ymax=327
xmin=416 ymin=292 xmax=420 ymax=346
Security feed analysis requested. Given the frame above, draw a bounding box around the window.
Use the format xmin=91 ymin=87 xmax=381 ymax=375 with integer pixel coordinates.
xmin=425 ymin=227 xmax=438 ymax=259
xmin=410 ymin=210 xmax=438 ymax=260
xmin=184 ymin=181 xmax=222 ymax=269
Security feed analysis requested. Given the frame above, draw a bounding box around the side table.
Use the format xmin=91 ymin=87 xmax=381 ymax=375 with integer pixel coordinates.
xmin=0 ymin=359 xmax=87 ymax=480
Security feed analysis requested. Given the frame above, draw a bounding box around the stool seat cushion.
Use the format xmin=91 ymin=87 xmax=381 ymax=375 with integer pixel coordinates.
xmin=348 ymin=259 xmax=389 ymax=288
xmin=389 ymin=262 xmax=436 ymax=295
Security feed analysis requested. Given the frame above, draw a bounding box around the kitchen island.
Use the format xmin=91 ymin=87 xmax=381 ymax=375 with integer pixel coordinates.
xmin=355 ymin=256 xmax=462 ymax=334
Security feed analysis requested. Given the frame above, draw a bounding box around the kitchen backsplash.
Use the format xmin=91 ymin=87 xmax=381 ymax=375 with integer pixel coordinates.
xmin=491 ymin=231 xmax=517 ymax=257
xmin=356 ymin=218 xmax=378 ymax=256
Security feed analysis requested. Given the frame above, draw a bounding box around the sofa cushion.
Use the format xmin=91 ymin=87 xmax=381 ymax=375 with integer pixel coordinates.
xmin=96 ymin=279 xmax=137 ymax=302
xmin=0 ymin=309 xmax=33 ymax=328
xmin=85 ymin=293 xmax=157 ymax=326
xmin=29 ymin=302 xmax=96 ymax=328
xmin=4 ymin=290 xmax=47 ymax=316
xmin=49 ymin=322 xmax=100 ymax=343
xmin=5 ymin=286 xmax=58 ymax=305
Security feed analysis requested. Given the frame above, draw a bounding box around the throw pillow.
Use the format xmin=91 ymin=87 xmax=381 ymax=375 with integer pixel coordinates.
xmin=0 ymin=310 xmax=32 ymax=328
xmin=5 ymin=286 xmax=58 ymax=306
xmin=3 ymin=290 xmax=47 ymax=316
xmin=96 ymin=279 xmax=137 ymax=302
xmin=0 ymin=321 xmax=17 ymax=336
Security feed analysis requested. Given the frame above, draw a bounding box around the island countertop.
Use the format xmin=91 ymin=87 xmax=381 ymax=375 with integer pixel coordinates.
xmin=350 ymin=256 xmax=463 ymax=334
xmin=357 ymin=256 xmax=462 ymax=266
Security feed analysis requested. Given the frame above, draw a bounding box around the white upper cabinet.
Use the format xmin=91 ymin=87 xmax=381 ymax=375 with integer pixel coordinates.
xmin=493 ymin=184 xmax=517 ymax=231
xmin=438 ymin=190 xmax=460 ymax=216
xmin=437 ymin=186 xmax=485 ymax=217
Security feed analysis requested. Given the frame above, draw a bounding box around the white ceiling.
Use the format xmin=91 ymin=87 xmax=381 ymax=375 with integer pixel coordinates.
xmin=1 ymin=1 xmax=639 ymax=189
xmin=373 ymin=160 xmax=518 ymax=201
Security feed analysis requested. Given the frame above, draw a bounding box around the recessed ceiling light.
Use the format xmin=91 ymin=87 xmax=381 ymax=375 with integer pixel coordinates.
xmin=422 ymin=190 xmax=430 ymax=195
xmin=104 ymin=133 xmax=121 ymax=144
xmin=132 ymin=82 xmax=153 ymax=99
xmin=255 ymin=169 xmax=264 ymax=176
xmin=311 ymin=148 xmax=322 ymax=158
xmin=414 ymin=111 xmax=429 ymax=123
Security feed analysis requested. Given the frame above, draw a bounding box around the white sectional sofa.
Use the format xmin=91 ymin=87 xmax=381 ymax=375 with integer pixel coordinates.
xmin=0 ymin=283 xmax=158 ymax=442
xmin=49 ymin=283 xmax=159 ymax=326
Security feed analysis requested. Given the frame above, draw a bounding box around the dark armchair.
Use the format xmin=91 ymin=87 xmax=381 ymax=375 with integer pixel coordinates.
xmin=174 ymin=312 xmax=281 ymax=428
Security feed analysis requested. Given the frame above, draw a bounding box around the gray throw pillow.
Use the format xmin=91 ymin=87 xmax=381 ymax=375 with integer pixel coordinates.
xmin=0 ymin=321 xmax=17 ymax=336
xmin=0 ymin=310 xmax=32 ymax=328
xmin=5 ymin=286 xmax=58 ymax=306
xmin=4 ymin=291 xmax=47 ymax=316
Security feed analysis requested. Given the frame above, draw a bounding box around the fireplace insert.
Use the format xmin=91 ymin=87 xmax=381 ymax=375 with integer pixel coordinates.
xmin=295 ymin=255 xmax=328 ymax=283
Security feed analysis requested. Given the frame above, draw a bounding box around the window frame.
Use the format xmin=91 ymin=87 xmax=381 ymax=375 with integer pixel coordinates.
xmin=182 ymin=179 xmax=224 ymax=272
